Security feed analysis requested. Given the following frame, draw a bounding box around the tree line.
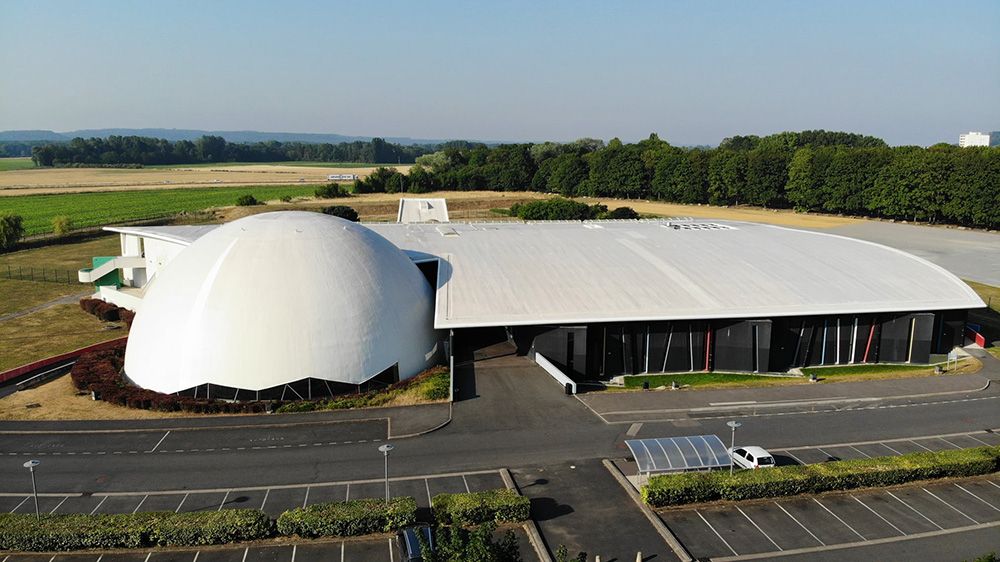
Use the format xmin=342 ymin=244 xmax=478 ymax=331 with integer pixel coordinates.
xmin=27 ymin=136 xmax=477 ymax=167
xmin=361 ymin=130 xmax=995 ymax=230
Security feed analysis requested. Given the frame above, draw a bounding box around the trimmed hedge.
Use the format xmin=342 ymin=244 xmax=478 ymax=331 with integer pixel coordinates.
xmin=0 ymin=509 xmax=274 ymax=551
xmin=643 ymin=446 xmax=1000 ymax=507
xmin=79 ymin=298 xmax=135 ymax=327
xmin=431 ymin=489 xmax=530 ymax=527
xmin=277 ymin=497 xmax=417 ymax=538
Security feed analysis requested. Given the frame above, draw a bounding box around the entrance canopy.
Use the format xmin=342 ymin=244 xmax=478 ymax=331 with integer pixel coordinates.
xmin=626 ymin=435 xmax=731 ymax=475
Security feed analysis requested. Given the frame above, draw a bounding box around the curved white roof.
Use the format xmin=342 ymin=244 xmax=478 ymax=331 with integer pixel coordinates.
xmin=124 ymin=212 xmax=439 ymax=394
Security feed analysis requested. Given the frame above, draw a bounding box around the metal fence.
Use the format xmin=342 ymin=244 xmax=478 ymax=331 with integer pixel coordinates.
xmin=1 ymin=265 xmax=81 ymax=285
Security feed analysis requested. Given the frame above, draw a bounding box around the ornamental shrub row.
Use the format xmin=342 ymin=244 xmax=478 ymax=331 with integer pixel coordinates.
xmin=643 ymin=446 xmax=1000 ymax=507
xmin=79 ymin=298 xmax=135 ymax=327
xmin=0 ymin=509 xmax=274 ymax=552
xmin=276 ymin=497 xmax=417 ymax=538
xmin=432 ymin=489 xmax=531 ymax=527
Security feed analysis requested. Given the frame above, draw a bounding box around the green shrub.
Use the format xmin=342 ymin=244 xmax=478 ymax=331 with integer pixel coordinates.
xmin=0 ymin=509 xmax=273 ymax=551
xmin=315 ymin=183 xmax=350 ymax=198
xmin=277 ymin=497 xmax=416 ymax=538
xmin=150 ymin=509 xmax=275 ymax=546
xmin=432 ymin=489 xmax=530 ymax=527
xmin=52 ymin=215 xmax=73 ymax=236
xmin=235 ymin=194 xmax=260 ymax=206
xmin=0 ymin=210 xmax=24 ymax=251
xmin=643 ymin=446 xmax=1000 ymax=507
xmin=321 ymin=205 xmax=360 ymax=222
xmin=279 ymin=194 xmax=293 ymax=203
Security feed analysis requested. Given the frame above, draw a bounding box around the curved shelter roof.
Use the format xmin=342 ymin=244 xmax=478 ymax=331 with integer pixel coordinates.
xmin=364 ymin=220 xmax=984 ymax=328
xmin=123 ymin=212 xmax=439 ymax=394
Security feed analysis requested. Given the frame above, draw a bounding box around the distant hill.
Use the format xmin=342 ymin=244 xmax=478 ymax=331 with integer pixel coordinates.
xmin=0 ymin=128 xmax=475 ymax=146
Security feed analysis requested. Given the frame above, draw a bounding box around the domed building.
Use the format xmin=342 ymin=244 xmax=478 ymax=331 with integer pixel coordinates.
xmin=121 ymin=212 xmax=441 ymax=400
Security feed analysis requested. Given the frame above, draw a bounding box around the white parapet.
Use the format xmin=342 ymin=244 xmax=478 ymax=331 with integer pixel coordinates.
xmin=534 ymin=352 xmax=577 ymax=394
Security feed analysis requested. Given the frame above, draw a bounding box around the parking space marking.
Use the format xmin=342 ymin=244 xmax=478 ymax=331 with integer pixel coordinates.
xmin=955 ymin=483 xmax=1000 ymax=513
xmin=782 ymin=450 xmax=806 ymax=465
xmin=967 ymin=435 xmax=993 ymax=447
xmin=345 ymin=483 xmax=350 ymax=501
xmin=241 ymin=547 xmax=249 ymax=562
xmin=881 ymin=443 xmax=903 ymax=455
xmin=147 ymin=431 xmax=170 ymax=453
xmin=49 ymin=496 xmax=68 ymax=514
xmin=989 ymin=480 xmax=1000 ymax=491
xmin=218 ymin=491 xmax=230 ymax=511
xmin=143 ymin=553 xmax=152 ymax=562
xmin=259 ymin=488 xmax=270 ymax=511
xmin=735 ymin=505 xmax=783 ymax=551
xmin=175 ymin=493 xmax=188 ymax=513
xmin=909 ymin=440 xmax=934 ymax=452
xmin=886 ymin=491 xmax=942 ymax=530
xmin=774 ymin=502 xmax=825 ymax=546
xmin=812 ymin=498 xmax=867 ymax=541
xmin=462 ymin=475 xmax=470 ymax=493
xmin=302 ymin=487 xmax=310 ymax=508
xmin=938 ymin=437 xmax=961 ymax=449
xmin=290 ymin=545 xmax=296 ymax=562
xmin=90 ymin=496 xmax=107 ymax=515
xmin=697 ymin=510 xmax=738 ymax=556
xmin=10 ymin=496 xmax=28 ymax=513
xmin=425 ymin=479 xmax=432 ymax=506
xmin=849 ymin=445 xmax=871 ymax=458
xmin=924 ymin=488 xmax=978 ymax=524
xmin=851 ymin=495 xmax=905 ymax=536
xmin=341 ymin=542 xmax=346 ymax=562
xmin=132 ymin=495 xmax=148 ymax=514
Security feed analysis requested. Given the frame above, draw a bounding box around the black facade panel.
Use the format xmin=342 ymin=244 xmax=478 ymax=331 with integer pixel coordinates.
xmin=713 ymin=320 xmax=754 ymax=372
xmin=664 ymin=324 xmax=692 ymax=372
xmin=770 ymin=318 xmax=800 ymax=371
xmin=909 ymin=313 xmax=935 ymax=364
xmin=879 ymin=314 xmax=911 ymax=363
xmin=647 ymin=322 xmax=670 ymax=372
xmin=753 ymin=320 xmax=772 ymax=373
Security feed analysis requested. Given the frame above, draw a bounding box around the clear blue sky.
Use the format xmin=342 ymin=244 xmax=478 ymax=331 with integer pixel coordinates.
xmin=1 ymin=0 xmax=997 ymax=146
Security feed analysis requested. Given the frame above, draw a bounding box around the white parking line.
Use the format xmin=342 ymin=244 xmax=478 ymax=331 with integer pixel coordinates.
xmin=175 ymin=493 xmax=188 ymax=513
xmin=241 ymin=547 xmax=249 ymax=562
xmin=143 ymin=553 xmax=152 ymax=562
xmin=10 ymin=496 xmax=29 ymax=513
xmin=774 ymin=502 xmax=825 ymax=546
xmin=924 ymin=488 xmax=978 ymax=524
xmin=816 ymin=448 xmax=837 ymax=461
xmin=341 ymin=542 xmax=346 ymax=562
xmin=954 ymin=483 xmax=1000 ymax=513
xmin=302 ymin=486 xmax=310 ymax=508
xmin=90 ymin=496 xmax=107 ymax=515
xmin=851 ymin=495 xmax=905 ymax=535
xmin=909 ymin=440 xmax=934 ymax=452
xmin=291 ymin=544 xmax=297 ymax=562
xmin=849 ymin=445 xmax=871 ymax=459
xmin=192 ymin=551 xmax=200 ymax=561
xmin=938 ymin=437 xmax=961 ymax=449
xmin=696 ymin=510 xmax=738 ymax=556
xmin=425 ymin=479 xmax=432 ymax=506
xmin=736 ymin=505 xmax=783 ymax=551
xmin=388 ymin=537 xmax=394 ymax=561
xmin=783 ymin=450 xmax=806 ymax=465
xmin=812 ymin=498 xmax=867 ymax=541
xmin=148 ymin=431 xmax=171 ymax=453
xmin=49 ymin=496 xmax=68 ymax=514
xmin=260 ymin=489 xmax=270 ymax=511
xmin=218 ymin=491 xmax=230 ymax=511
xmin=886 ymin=491 xmax=942 ymax=530
xmin=881 ymin=443 xmax=903 ymax=455
xmin=463 ymin=475 xmax=470 ymax=493
xmin=132 ymin=495 xmax=148 ymax=514
xmin=989 ymin=480 xmax=1000 ymax=491
xmin=345 ymin=483 xmax=350 ymax=501
xmin=967 ymin=435 xmax=993 ymax=447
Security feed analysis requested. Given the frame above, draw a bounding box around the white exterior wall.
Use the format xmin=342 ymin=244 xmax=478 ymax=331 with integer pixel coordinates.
xmin=959 ymin=132 xmax=990 ymax=147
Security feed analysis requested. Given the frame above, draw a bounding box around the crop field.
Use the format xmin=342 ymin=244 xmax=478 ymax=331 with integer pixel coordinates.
xmin=3 ymin=185 xmax=320 ymax=235
xmin=0 ymin=158 xmax=35 ymax=171
xmin=0 ymin=163 xmax=409 ymax=196
xmin=145 ymin=161 xmax=388 ymax=169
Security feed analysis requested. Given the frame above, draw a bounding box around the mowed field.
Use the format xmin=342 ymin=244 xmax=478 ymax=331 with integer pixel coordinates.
xmin=0 ymin=163 xmax=412 ymax=195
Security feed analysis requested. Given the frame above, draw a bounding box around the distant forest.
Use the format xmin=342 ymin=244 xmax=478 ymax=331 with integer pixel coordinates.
xmin=354 ymin=131 xmax=998 ymax=230
xmin=23 ymin=136 xmax=476 ymax=167
xmin=12 ymin=130 xmax=1000 ymax=230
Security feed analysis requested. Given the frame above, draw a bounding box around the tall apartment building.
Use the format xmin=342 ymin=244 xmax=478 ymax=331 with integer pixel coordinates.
xmin=959 ymin=131 xmax=999 ymax=147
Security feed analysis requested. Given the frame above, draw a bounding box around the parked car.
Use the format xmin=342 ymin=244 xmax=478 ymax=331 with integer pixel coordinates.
xmin=728 ymin=446 xmax=775 ymax=469
xmin=396 ymin=525 xmax=434 ymax=561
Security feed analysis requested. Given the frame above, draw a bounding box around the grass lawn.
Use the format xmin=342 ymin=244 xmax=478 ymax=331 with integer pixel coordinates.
xmin=0 ymin=234 xmax=121 ymax=270
xmin=0 ymin=279 xmax=90 ymax=316
xmin=623 ymin=372 xmax=793 ymax=390
xmin=0 ymin=158 xmax=35 ymax=171
xmin=0 ymin=303 xmax=126 ymax=372
xmin=966 ymin=280 xmax=1000 ymax=344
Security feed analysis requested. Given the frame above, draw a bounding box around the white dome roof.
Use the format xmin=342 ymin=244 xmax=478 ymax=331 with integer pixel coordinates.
xmin=124 ymin=211 xmax=439 ymax=394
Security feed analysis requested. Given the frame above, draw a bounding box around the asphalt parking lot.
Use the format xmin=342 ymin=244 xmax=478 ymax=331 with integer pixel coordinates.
xmin=0 ymin=470 xmax=536 ymax=562
xmin=651 ymin=429 xmax=1000 ymax=560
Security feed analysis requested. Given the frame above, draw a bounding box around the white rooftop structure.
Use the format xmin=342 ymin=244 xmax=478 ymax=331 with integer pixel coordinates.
xmin=365 ymin=220 xmax=983 ymax=329
xmin=958 ymin=131 xmax=994 ymax=148
xmin=397 ymin=198 xmax=450 ymax=223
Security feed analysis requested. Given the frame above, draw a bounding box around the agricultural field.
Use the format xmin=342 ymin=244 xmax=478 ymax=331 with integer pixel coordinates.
xmin=0 ymin=163 xmax=410 ymax=195
xmin=3 ymin=184 xmax=321 ymax=235
xmin=0 ymin=158 xmax=35 ymax=171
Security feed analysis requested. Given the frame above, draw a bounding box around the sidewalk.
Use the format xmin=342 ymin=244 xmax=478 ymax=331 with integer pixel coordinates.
xmin=579 ymin=347 xmax=997 ymax=421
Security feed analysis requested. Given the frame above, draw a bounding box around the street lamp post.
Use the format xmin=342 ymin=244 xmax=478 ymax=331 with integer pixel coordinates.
xmin=727 ymin=421 xmax=741 ymax=477
xmin=378 ymin=444 xmax=394 ymax=504
xmin=23 ymin=460 xmax=40 ymax=521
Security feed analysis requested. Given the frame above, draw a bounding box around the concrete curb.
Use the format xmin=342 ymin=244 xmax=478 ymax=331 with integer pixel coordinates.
xmin=502 ymin=467 xmax=554 ymax=562
xmin=602 ymin=458 xmax=693 ymax=562
xmin=389 ymin=402 xmax=453 ymax=439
